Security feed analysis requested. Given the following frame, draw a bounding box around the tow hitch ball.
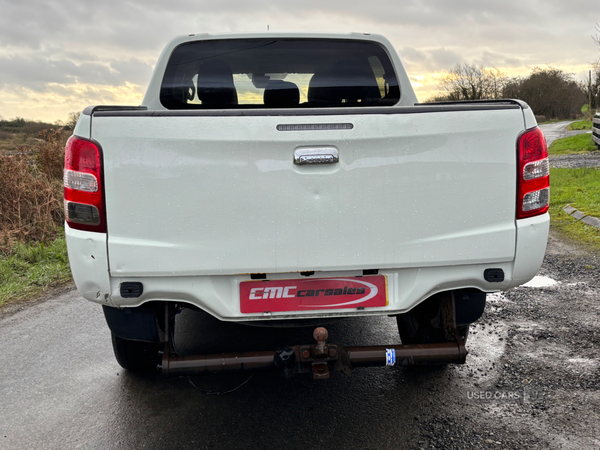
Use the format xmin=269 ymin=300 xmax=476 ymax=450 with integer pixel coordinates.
xmin=160 ymin=326 xmax=467 ymax=379
xmin=285 ymin=327 xmax=344 ymax=380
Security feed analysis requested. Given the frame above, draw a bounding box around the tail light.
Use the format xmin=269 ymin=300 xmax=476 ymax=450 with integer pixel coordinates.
xmin=517 ymin=127 xmax=549 ymax=219
xmin=64 ymin=136 xmax=106 ymax=232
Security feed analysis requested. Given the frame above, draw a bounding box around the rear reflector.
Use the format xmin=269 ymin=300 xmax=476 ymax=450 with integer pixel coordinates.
xmin=64 ymin=136 xmax=106 ymax=233
xmin=484 ymin=268 xmax=505 ymax=283
xmin=64 ymin=201 xmax=101 ymax=226
xmin=517 ymin=127 xmax=549 ymax=219
xmin=120 ymin=282 xmax=144 ymax=298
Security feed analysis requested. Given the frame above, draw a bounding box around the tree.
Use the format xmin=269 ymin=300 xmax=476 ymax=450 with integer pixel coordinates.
xmin=503 ymin=67 xmax=585 ymax=119
xmin=66 ymin=111 xmax=81 ymax=130
xmin=578 ymin=60 xmax=600 ymax=110
xmin=435 ymin=63 xmax=508 ymax=101
xmin=587 ymin=23 xmax=600 ymax=111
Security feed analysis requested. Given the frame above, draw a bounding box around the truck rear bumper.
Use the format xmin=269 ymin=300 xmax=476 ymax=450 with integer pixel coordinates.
xmin=66 ymin=214 xmax=548 ymax=321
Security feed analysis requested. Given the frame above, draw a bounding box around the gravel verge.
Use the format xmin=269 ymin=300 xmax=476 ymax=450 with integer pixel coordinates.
xmin=549 ymin=153 xmax=600 ymax=169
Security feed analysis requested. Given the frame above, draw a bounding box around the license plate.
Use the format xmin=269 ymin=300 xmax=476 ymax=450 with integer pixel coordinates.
xmin=240 ymin=275 xmax=387 ymax=313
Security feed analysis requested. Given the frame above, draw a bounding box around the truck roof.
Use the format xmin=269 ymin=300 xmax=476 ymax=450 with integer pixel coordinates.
xmin=173 ymin=31 xmax=387 ymax=44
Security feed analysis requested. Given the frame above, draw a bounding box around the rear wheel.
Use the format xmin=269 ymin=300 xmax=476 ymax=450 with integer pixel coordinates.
xmin=396 ymin=294 xmax=469 ymax=345
xmin=111 ymin=333 xmax=161 ymax=373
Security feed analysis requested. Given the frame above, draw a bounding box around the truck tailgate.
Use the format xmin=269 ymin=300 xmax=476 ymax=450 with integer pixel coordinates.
xmin=94 ymin=108 xmax=522 ymax=277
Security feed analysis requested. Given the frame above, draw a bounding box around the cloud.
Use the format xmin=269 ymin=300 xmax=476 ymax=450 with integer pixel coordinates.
xmin=473 ymin=51 xmax=522 ymax=69
xmin=0 ymin=82 xmax=145 ymax=122
xmin=399 ymin=47 xmax=464 ymax=72
xmin=0 ymin=53 xmax=153 ymax=91
xmin=0 ymin=0 xmax=599 ymax=121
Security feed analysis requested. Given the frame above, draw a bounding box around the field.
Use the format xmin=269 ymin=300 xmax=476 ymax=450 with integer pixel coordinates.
xmin=567 ymin=119 xmax=593 ymax=130
xmin=0 ymin=119 xmax=62 ymax=153
xmin=548 ymin=133 xmax=598 ymax=155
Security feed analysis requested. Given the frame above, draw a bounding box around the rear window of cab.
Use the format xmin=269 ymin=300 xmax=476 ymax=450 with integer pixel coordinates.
xmin=160 ymin=38 xmax=400 ymax=109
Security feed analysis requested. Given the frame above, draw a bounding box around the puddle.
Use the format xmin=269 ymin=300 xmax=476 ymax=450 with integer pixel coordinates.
xmin=522 ymin=276 xmax=559 ymax=288
xmin=486 ymin=292 xmax=511 ymax=304
xmin=457 ymin=321 xmax=507 ymax=385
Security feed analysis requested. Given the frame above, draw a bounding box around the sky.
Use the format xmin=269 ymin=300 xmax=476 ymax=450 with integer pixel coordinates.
xmin=0 ymin=0 xmax=599 ymax=123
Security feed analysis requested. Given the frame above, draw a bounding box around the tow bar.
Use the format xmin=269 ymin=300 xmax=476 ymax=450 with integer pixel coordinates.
xmin=159 ymin=304 xmax=467 ymax=379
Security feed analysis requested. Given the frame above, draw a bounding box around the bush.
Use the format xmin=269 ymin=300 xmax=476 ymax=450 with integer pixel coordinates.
xmin=0 ymin=118 xmax=57 ymax=135
xmin=35 ymin=129 xmax=67 ymax=180
xmin=503 ymin=67 xmax=585 ymax=120
xmin=0 ymin=129 xmax=67 ymax=248
xmin=0 ymin=131 xmax=13 ymax=141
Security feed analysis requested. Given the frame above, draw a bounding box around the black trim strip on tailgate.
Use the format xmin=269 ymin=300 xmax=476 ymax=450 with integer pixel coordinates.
xmin=90 ymin=100 xmax=523 ymax=118
xmin=419 ymin=98 xmax=530 ymax=110
xmin=83 ymin=105 xmax=148 ymax=116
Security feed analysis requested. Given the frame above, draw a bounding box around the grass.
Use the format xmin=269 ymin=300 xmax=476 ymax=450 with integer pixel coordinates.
xmin=548 ymin=133 xmax=598 ymax=155
xmin=548 ymin=130 xmax=600 ymax=250
xmin=550 ymin=167 xmax=600 ymax=252
xmin=567 ymin=120 xmax=592 ymax=131
xmin=0 ymin=231 xmax=72 ymax=308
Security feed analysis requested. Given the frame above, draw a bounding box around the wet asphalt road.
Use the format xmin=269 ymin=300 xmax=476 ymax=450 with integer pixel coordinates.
xmin=0 ymin=290 xmax=430 ymax=449
xmin=538 ymin=121 xmax=586 ymax=146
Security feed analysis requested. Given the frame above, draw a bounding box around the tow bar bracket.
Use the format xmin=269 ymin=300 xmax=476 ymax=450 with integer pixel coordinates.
xmin=159 ymin=306 xmax=467 ymax=379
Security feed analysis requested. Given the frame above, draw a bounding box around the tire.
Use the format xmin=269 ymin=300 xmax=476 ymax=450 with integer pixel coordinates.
xmin=396 ymin=297 xmax=469 ymax=345
xmin=111 ymin=333 xmax=161 ymax=373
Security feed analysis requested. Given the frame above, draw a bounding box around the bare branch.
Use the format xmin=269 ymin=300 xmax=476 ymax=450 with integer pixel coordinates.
xmin=437 ymin=63 xmax=507 ymax=101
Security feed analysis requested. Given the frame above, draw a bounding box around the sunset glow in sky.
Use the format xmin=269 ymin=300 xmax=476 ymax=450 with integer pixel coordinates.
xmin=1 ymin=0 xmax=598 ymax=123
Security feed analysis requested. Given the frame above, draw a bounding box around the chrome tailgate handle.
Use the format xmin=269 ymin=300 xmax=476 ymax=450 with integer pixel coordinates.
xmin=294 ymin=147 xmax=339 ymax=165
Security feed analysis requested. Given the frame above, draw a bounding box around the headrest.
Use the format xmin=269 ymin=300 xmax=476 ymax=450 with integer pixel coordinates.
xmin=263 ymin=80 xmax=300 ymax=108
xmin=307 ymin=70 xmax=333 ymax=105
xmin=308 ymin=59 xmax=381 ymax=106
xmin=197 ymin=60 xmax=238 ymax=106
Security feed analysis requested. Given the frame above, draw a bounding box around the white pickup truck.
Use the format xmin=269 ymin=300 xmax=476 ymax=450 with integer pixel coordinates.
xmin=65 ymin=32 xmax=549 ymax=377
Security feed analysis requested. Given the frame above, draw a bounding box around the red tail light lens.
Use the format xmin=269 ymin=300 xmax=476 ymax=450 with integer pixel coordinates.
xmin=64 ymin=136 xmax=106 ymax=232
xmin=517 ymin=127 xmax=549 ymax=219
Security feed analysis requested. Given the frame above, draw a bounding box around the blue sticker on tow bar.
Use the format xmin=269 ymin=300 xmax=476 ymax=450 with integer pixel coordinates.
xmin=386 ymin=348 xmax=396 ymax=366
